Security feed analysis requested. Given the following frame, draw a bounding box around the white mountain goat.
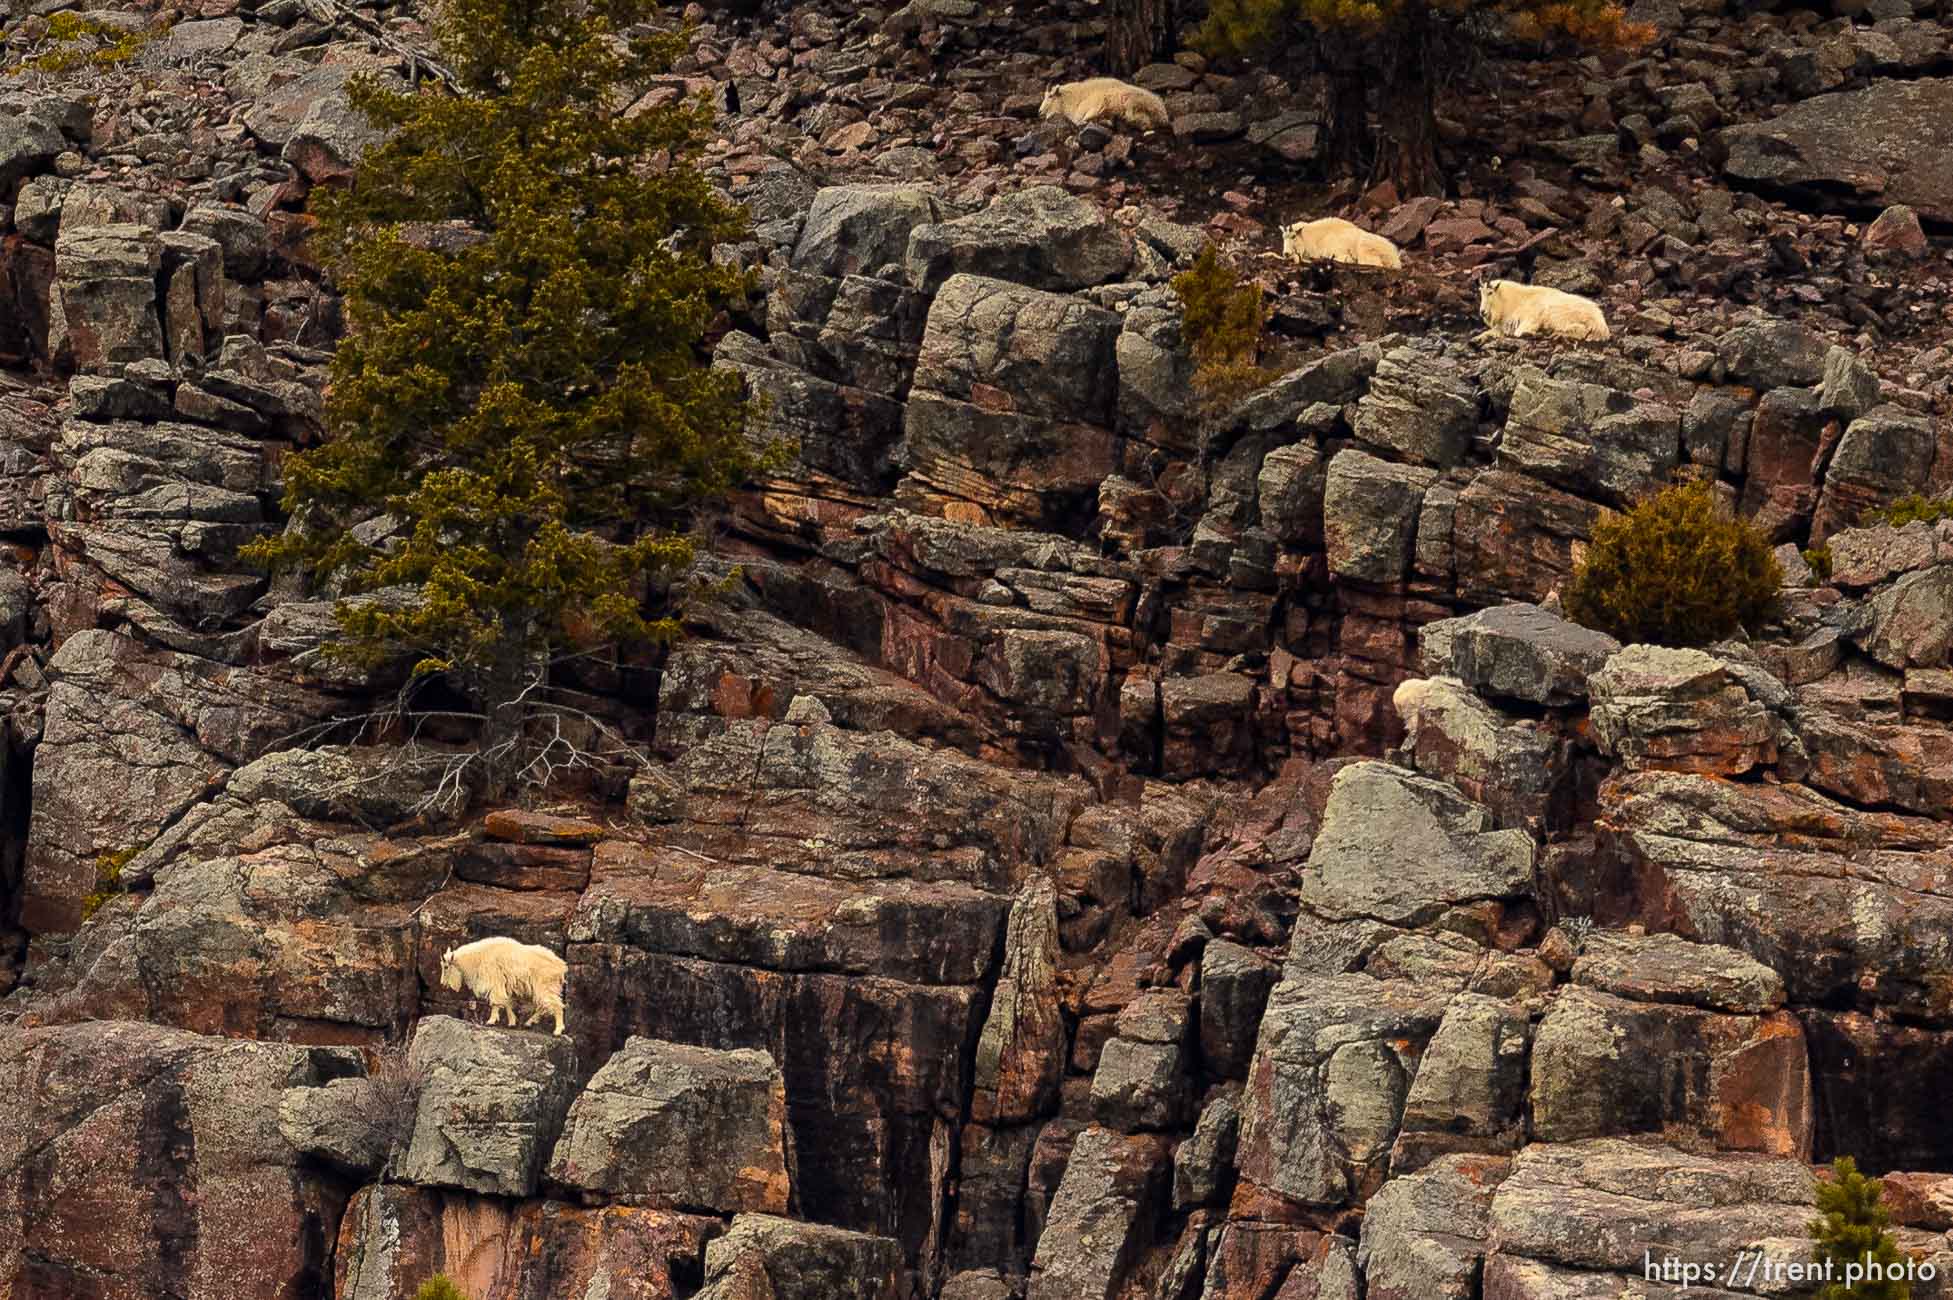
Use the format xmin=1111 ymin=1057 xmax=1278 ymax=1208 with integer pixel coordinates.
xmin=438 ymin=936 xmax=568 ymax=1035
xmin=1281 ymin=217 xmax=1404 ymax=270
xmin=1038 ymin=78 xmax=1170 ymax=132
xmin=1477 ymin=278 xmax=1610 ymax=341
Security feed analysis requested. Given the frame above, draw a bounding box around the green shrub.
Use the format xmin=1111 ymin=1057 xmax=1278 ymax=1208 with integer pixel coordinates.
xmin=1170 ymin=243 xmax=1271 ymax=413
xmin=1564 ymin=480 xmax=1782 ymax=646
xmin=78 ymin=846 xmax=136 ymax=923
xmin=1803 ymin=545 xmax=1833 ymax=584
xmin=1810 ymin=1156 xmax=1911 ymax=1300
xmin=5 ymin=13 xmax=159 ymax=76
xmin=1860 ymin=493 xmax=1953 ymax=528
xmin=415 ymin=1276 xmax=471 ymax=1300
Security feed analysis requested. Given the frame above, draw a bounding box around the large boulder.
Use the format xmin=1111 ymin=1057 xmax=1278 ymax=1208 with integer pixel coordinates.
xmin=1236 ymin=974 xmax=1449 ymax=1208
xmin=1300 ymin=761 xmax=1534 ymax=928
xmin=906 ymin=185 xmax=1133 ymax=293
xmin=1418 ymin=602 xmax=1620 ymax=706
xmin=1393 ymin=677 xmax=1565 ymax=832
xmin=970 ymin=881 xmax=1066 ymax=1125
xmin=1359 ymin=1153 xmax=1507 ymax=1300
xmin=791 ymin=184 xmax=945 ymax=278
xmin=699 ymin=1214 xmax=903 ymax=1300
xmin=1715 ymin=78 xmax=1953 ymax=224
xmin=1322 ymin=449 xmax=1439 ymax=584
xmin=1530 ymin=987 xmax=1811 ymax=1155
xmin=546 ymin=1037 xmax=791 ymax=1212
xmin=394 ymin=1016 xmax=580 ymax=1198
xmin=1486 ymin=1139 xmax=1814 ymax=1279
xmin=0 ymin=1021 xmax=359 ymax=1300
xmin=1852 ymin=565 xmax=1953 ymax=669
xmin=1025 ymin=1126 xmax=1171 ymax=1300
xmin=1349 ymin=348 xmax=1476 ymax=468
xmin=901 ymin=273 xmax=1121 ymax=524
xmin=1587 ymin=645 xmax=1780 ymax=775
xmin=48 ymin=223 xmax=165 ymax=373
xmin=1814 ymin=406 xmax=1939 ymax=541
xmin=1496 ymin=367 xmax=1679 ymax=507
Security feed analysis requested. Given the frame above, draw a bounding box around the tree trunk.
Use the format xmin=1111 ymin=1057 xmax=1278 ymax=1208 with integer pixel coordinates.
xmin=1107 ymin=0 xmax=1176 ymax=77
xmin=467 ymin=634 xmax=541 ymax=805
xmin=1321 ymin=68 xmax=1370 ymax=180
xmin=1374 ymin=3 xmax=1443 ymax=197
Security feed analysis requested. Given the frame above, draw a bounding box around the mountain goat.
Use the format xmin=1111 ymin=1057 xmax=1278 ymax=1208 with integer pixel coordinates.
xmin=1477 ymin=279 xmax=1610 ymax=341
xmin=438 ymin=936 xmax=568 ymax=1035
xmin=1281 ymin=217 xmax=1403 ymax=270
xmin=1038 ymin=78 xmax=1170 ymax=132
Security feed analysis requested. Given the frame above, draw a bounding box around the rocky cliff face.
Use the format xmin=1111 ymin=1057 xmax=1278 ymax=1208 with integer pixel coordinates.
xmin=3 ymin=0 xmax=1953 ymax=1297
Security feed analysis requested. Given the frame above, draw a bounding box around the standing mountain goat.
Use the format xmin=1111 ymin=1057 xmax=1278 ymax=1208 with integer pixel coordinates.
xmin=439 ymin=937 xmax=568 ymax=1035
xmin=1282 ymin=217 xmax=1403 ymax=270
xmin=1039 ymin=78 xmax=1170 ymax=132
xmin=1477 ymin=279 xmax=1610 ymax=341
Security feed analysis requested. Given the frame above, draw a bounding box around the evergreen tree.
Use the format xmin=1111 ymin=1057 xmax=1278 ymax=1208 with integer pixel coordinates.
xmin=1195 ymin=0 xmax=1647 ymax=195
xmin=1810 ymin=1156 xmax=1912 ymax=1300
xmin=246 ymin=0 xmax=772 ymax=799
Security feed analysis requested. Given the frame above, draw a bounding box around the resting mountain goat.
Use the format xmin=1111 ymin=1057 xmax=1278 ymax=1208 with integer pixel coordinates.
xmin=1038 ymin=78 xmax=1169 ymax=132
xmin=1281 ymin=217 xmax=1403 ymax=270
xmin=1477 ymin=279 xmax=1610 ymax=341
xmin=439 ymin=936 xmax=568 ymax=1035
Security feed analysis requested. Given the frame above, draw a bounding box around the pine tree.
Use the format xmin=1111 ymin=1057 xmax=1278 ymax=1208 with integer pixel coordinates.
xmin=1195 ymin=0 xmax=1648 ymax=195
xmin=1810 ymin=1156 xmax=1913 ymax=1300
xmin=245 ymin=0 xmax=773 ymax=800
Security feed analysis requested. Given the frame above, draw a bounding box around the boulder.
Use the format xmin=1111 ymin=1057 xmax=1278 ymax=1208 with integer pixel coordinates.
xmin=0 ymin=1021 xmax=358 ymax=1300
xmin=278 ymin=1075 xmax=395 ymax=1176
xmin=1451 ymin=469 xmax=1606 ymax=606
xmin=1715 ymin=78 xmax=1953 ymax=224
xmin=1236 ymin=974 xmax=1448 ymax=1208
xmin=701 ymin=1214 xmax=903 ymax=1300
xmin=1852 ymin=565 xmax=1953 ymax=669
xmin=1392 ymin=677 xmax=1564 ymax=832
xmin=1496 ymin=367 xmax=1679 ymax=507
xmin=1173 ymin=1089 xmax=1242 ymax=1209
xmin=1715 ymin=318 xmax=1829 ymax=389
xmin=791 ymin=184 xmax=944 ymax=278
xmin=394 ymin=1015 xmax=580 ymax=1197
xmin=1349 ymin=348 xmax=1477 ymax=468
xmin=1391 ymin=995 xmax=1530 ymax=1173
xmin=1025 ymin=1126 xmax=1171 ymax=1300
xmin=0 ymin=102 xmax=64 ymax=190
xmin=1322 ymin=449 xmax=1439 ymax=584
xmin=1486 ymin=1139 xmax=1814 ymax=1277
xmin=1587 ymin=645 xmax=1779 ymax=775
xmin=1571 ymin=930 xmax=1785 ymax=1013
xmin=1359 ymin=1153 xmax=1507 ymax=1300
xmin=1418 ymin=602 xmax=1620 ymax=706
xmin=1815 ymin=406 xmax=1938 ymax=540
xmin=1300 ymin=761 xmax=1534 ymax=928
xmin=1199 ymin=939 xmax=1279 ymax=1079
xmin=546 ymin=1037 xmax=790 ymax=1212
xmin=48 ymin=223 xmax=164 ymax=373
xmin=1594 ymin=770 xmax=1953 ymax=1021
xmin=906 ymin=185 xmax=1133 ymax=294
xmin=902 ymin=273 xmax=1121 ymax=523
xmin=1530 ymin=987 xmax=1811 ymax=1154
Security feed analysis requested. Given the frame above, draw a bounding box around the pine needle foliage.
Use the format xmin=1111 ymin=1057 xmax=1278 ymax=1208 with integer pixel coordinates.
xmin=1170 ymin=244 xmax=1272 ymax=414
xmin=1563 ymin=480 xmax=1781 ymax=647
xmin=244 ymin=0 xmax=775 ymax=797
xmin=1810 ymin=1157 xmax=1912 ymax=1300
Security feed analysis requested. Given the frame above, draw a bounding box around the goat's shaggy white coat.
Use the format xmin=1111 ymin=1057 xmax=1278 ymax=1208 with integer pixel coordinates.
xmin=1281 ymin=217 xmax=1403 ymax=270
xmin=1477 ymin=279 xmax=1610 ymax=341
xmin=439 ymin=936 xmax=568 ymax=1035
xmin=1038 ymin=78 xmax=1170 ymax=132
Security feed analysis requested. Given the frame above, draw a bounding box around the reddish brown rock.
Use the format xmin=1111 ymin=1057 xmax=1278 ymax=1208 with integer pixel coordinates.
xmin=0 ymin=1020 xmax=356 ymax=1300
xmin=483 ymin=808 xmax=606 ymax=846
xmin=333 ymin=1184 xmax=715 ymax=1300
